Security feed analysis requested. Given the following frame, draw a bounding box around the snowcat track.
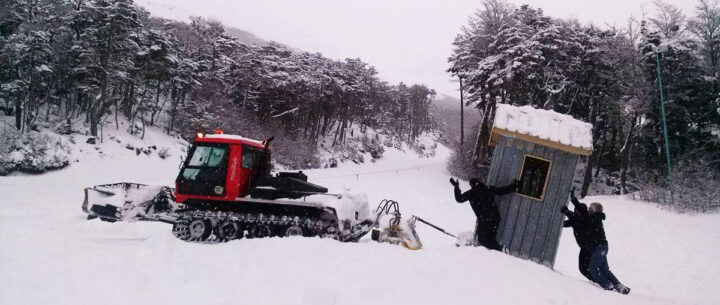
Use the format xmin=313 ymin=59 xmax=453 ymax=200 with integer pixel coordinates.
xmin=169 ymin=209 xmax=338 ymax=244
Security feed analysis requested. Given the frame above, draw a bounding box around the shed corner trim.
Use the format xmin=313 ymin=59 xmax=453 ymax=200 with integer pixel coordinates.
xmin=489 ymin=127 xmax=592 ymax=156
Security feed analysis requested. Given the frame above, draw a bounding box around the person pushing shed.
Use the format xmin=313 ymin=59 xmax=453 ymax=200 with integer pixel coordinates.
xmin=450 ymin=177 xmax=518 ymax=250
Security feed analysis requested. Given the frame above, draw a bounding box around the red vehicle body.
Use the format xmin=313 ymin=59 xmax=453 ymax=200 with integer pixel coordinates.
xmin=174 ymin=132 xmax=271 ymax=204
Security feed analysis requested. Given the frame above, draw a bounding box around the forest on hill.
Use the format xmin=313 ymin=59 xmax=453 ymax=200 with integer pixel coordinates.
xmin=0 ymin=0 xmax=436 ymax=169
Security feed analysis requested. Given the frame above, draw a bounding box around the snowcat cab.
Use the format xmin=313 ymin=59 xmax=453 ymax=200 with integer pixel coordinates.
xmin=175 ymin=131 xmax=328 ymax=204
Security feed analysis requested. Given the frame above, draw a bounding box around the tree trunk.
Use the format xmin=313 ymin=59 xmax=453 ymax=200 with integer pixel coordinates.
xmin=581 ymin=97 xmax=600 ymax=198
xmin=471 ymin=102 xmax=494 ymax=167
xmin=333 ymin=119 xmax=346 ymax=147
xmin=15 ymin=96 xmax=22 ymax=130
xmin=620 ymin=114 xmax=639 ymax=194
xmin=168 ymin=89 xmax=180 ymax=134
xmin=150 ymin=80 xmax=161 ymax=126
xmin=115 ymin=100 xmax=119 ymax=129
xmin=91 ymin=77 xmax=109 ymax=137
xmin=90 ymin=113 xmax=98 ymax=136
xmin=45 ymin=101 xmax=50 ymax=122
xmin=594 ymin=127 xmax=606 ymax=178
xmin=65 ymin=90 xmax=72 ymax=126
xmin=581 ymin=156 xmax=594 ymax=198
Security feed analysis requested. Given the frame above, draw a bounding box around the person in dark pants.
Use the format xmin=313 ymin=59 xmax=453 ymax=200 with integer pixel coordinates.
xmin=450 ymin=177 xmax=518 ymax=251
xmin=563 ymin=193 xmax=631 ymax=295
xmin=561 ymin=189 xmax=594 ymax=282
xmin=585 ymin=202 xmax=630 ymax=294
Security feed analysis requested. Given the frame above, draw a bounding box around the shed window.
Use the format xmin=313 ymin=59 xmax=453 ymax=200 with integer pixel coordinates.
xmin=517 ymin=155 xmax=552 ymax=200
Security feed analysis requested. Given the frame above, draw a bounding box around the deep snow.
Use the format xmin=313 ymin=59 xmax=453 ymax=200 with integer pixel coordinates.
xmin=1 ymin=124 xmax=719 ymax=305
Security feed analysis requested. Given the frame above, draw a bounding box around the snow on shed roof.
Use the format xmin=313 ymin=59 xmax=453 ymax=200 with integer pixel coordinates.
xmin=491 ymin=104 xmax=593 ymax=155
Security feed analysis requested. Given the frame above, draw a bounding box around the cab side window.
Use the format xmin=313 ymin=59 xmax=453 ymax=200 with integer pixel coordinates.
xmin=242 ymin=146 xmax=263 ymax=170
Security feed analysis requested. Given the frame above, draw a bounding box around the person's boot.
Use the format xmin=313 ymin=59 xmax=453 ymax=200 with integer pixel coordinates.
xmin=614 ymin=284 xmax=631 ymax=295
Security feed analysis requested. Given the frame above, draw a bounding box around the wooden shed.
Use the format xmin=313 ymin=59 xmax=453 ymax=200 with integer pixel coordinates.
xmin=486 ymin=104 xmax=593 ymax=268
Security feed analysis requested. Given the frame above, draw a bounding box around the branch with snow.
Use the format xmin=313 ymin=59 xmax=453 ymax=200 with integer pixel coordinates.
xmin=271 ymin=107 xmax=299 ymax=118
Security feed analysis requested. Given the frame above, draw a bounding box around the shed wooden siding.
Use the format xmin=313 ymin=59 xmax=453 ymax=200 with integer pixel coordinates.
xmin=487 ymin=135 xmax=579 ymax=267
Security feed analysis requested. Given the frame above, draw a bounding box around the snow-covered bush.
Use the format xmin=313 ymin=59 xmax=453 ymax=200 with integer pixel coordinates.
xmin=409 ymin=132 xmax=439 ymax=158
xmin=632 ymin=160 xmax=720 ymax=213
xmin=360 ymin=134 xmax=385 ymax=160
xmin=0 ymin=127 xmax=70 ymax=175
xmin=585 ymin=169 xmax=640 ymax=196
xmin=158 ymin=147 xmax=171 ymax=159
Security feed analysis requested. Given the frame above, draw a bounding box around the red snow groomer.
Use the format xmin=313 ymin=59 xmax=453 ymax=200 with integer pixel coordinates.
xmin=81 ymin=131 xmax=422 ymax=248
xmin=174 ymin=131 xmax=327 ymax=203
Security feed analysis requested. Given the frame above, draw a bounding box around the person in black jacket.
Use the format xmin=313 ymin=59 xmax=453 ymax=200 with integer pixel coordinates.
xmin=561 ymin=189 xmax=594 ymax=282
xmin=586 ymin=202 xmax=631 ymax=294
xmin=450 ymin=177 xmax=518 ymax=251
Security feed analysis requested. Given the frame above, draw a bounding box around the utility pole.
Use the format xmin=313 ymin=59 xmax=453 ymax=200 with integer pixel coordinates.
xmin=459 ymin=75 xmax=464 ymax=148
xmin=654 ymin=44 xmax=672 ymax=182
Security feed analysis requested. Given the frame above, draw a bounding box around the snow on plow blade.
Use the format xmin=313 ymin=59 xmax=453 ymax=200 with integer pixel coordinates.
xmin=82 ymin=182 xmax=174 ymax=222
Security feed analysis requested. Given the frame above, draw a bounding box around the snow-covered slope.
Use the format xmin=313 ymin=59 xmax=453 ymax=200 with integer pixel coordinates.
xmin=1 ymin=125 xmax=718 ymax=305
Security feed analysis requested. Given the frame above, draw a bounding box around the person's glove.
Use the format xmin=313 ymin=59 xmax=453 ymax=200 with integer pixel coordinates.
xmin=570 ymin=187 xmax=576 ymax=199
xmin=449 ymin=178 xmax=459 ymax=188
xmin=560 ymin=205 xmax=570 ymax=214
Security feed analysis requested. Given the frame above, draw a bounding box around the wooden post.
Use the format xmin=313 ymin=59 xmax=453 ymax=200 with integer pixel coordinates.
xmin=459 ymin=76 xmax=465 ymax=148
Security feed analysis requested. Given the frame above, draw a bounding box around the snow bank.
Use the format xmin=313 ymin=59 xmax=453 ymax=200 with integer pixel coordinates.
xmin=494 ymin=103 xmax=593 ymax=150
xmin=0 ymin=127 xmax=70 ymax=175
xmin=455 ymin=231 xmax=474 ymax=247
xmin=304 ymin=191 xmax=371 ymax=226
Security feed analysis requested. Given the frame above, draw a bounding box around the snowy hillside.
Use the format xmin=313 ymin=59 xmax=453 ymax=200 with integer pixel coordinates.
xmin=0 ymin=124 xmax=718 ymax=305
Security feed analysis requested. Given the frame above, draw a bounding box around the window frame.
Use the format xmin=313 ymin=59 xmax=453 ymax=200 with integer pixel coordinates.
xmin=515 ymin=154 xmax=553 ymax=201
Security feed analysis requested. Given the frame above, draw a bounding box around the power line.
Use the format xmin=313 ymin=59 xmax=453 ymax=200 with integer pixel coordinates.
xmin=310 ymin=164 xmax=443 ymax=180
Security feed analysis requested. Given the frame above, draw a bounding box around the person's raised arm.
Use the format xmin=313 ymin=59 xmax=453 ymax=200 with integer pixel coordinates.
xmin=450 ymin=178 xmax=468 ymax=203
xmin=568 ymin=187 xmax=589 ymax=214
xmin=491 ymin=179 xmax=519 ymax=196
xmin=455 ymin=187 xmax=469 ymax=203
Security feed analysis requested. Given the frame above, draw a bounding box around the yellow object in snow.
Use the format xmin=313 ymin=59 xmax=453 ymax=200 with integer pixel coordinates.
xmin=373 ymin=215 xmax=422 ymax=250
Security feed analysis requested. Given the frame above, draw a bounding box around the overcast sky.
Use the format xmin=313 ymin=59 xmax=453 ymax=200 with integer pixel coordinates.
xmin=136 ymin=0 xmax=697 ymax=97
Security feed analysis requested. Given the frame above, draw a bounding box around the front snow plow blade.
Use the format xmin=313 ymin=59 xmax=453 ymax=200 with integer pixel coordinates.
xmin=82 ymin=182 xmax=175 ymax=222
xmin=368 ymin=200 xmax=423 ymax=250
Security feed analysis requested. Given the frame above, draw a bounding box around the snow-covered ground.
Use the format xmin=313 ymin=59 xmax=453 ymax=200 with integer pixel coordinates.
xmin=1 ymin=124 xmax=719 ymax=305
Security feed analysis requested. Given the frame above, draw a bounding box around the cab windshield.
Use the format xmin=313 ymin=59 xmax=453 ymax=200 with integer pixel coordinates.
xmin=176 ymin=143 xmax=229 ymax=196
xmin=188 ymin=146 xmax=227 ymax=167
